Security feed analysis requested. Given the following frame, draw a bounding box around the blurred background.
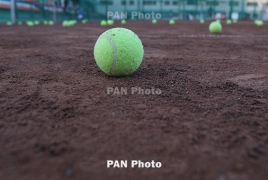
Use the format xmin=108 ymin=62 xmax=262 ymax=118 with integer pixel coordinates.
xmin=0 ymin=0 xmax=268 ymax=23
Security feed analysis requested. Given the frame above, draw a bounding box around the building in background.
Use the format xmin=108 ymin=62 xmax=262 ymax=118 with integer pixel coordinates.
xmin=0 ymin=0 xmax=268 ymax=23
xmin=96 ymin=0 xmax=268 ymax=20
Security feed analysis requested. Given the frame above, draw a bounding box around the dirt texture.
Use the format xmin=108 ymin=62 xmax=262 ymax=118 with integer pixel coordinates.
xmin=0 ymin=21 xmax=268 ymax=180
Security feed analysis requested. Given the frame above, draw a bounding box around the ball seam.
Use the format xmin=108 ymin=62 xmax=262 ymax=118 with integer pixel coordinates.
xmin=99 ymin=35 xmax=117 ymax=75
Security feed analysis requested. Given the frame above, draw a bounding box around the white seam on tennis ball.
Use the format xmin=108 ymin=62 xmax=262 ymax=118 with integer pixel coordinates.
xmin=99 ymin=35 xmax=117 ymax=75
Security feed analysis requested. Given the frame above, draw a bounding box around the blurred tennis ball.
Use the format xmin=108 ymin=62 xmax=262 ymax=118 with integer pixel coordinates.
xmin=82 ymin=19 xmax=88 ymax=24
xmin=169 ymin=19 xmax=175 ymax=25
xmin=200 ymin=19 xmax=205 ymax=24
xmin=6 ymin=21 xmax=12 ymax=26
xmin=107 ymin=20 xmax=114 ymax=25
xmin=216 ymin=19 xmax=221 ymax=23
xmin=121 ymin=19 xmax=126 ymax=24
xmin=255 ymin=20 xmax=264 ymax=26
xmin=44 ymin=20 xmax=48 ymax=25
xmin=100 ymin=20 xmax=107 ymax=26
xmin=34 ymin=21 xmax=40 ymax=25
xmin=94 ymin=28 xmax=144 ymax=76
xmin=67 ymin=20 xmax=74 ymax=26
xmin=26 ymin=21 xmax=34 ymax=26
xmin=226 ymin=19 xmax=232 ymax=25
xmin=209 ymin=21 xmax=222 ymax=34
xmin=232 ymin=20 xmax=237 ymax=23
xmin=62 ymin=20 xmax=70 ymax=27
xmin=48 ymin=20 xmax=54 ymax=25
xmin=152 ymin=19 xmax=157 ymax=24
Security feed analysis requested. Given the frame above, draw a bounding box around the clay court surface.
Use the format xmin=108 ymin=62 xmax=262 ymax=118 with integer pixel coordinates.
xmin=0 ymin=21 xmax=268 ymax=180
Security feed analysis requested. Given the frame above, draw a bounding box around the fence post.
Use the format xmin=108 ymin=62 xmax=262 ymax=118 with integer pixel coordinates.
xmin=105 ymin=0 xmax=108 ymax=20
xmin=10 ymin=0 xmax=16 ymax=24
xmin=160 ymin=0 xmax=163 ymax=17
xmin=53 ymin=0 xmax=57 ymax=22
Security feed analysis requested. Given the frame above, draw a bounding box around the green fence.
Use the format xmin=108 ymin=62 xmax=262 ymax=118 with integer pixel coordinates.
xmin=0 ymin=0 xmax=104 ymax=23
xmin=0 ymin=0 xmax=265 ymax=23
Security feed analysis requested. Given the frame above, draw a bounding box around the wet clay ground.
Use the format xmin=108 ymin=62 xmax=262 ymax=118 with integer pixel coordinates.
xmin=0 ymin=21 xmax=268 ymax=180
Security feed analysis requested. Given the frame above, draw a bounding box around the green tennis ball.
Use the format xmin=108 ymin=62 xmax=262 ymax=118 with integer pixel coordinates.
xmin=82 ymin=19 xmax=88 ymax=24
xmin=67 ymin=21 xmax=73 ymax=26
xmin=26 ymin=21 xmax=34 ymax=26
xmin=169 ymin=19 xmax=175 ymax=25
xmin=67 ymin=20 xmax=74 ymax=26
xmin=232 ymin=20 xmax=237 ymax=23
xmin=255 ymin=20 xmax=263 ymax=26
xmin=34 ymin=21 xmax=40 ymax=25
xmin=107 ymin=20 xmax=114 ymax=25
xmin=209 ymin=21 xmax=222 ymax=34
xmin=62 ymin=21 xmax=69 ymax=27
xmin=152 ymin=19 xmax=157 ymax=24
xmin=100 ymin=20 xmax=107 ymax=26
xmin=94 ymin=28 xmax=144 ymax=76
xmin=216 ymin=19 xmax=221 ymax=23
xmin=200 ymin=19 xmax=205 ymax=24
xmin=226 ymin=19 xmax=232 ymax=25
xmin=121 ymin=19 xmax=126 ymax=24
xmin=48 ymin=20 xmax=54 ymax=25
xmin=44 ymin=20 xmax=48 ymax=25
xmin=6 ymin=21 xmax=12 ymax=26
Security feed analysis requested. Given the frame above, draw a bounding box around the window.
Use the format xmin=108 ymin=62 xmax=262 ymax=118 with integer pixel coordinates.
xmin=143 ymin=0 xmax=157 ymax=5
xmin=206 ymin=1 xmax=219 ymax=6
xmin=187 ymin=0 xmax=197 ymax=5
xmin=172 ymin=1 xmax=178 ymax=5
xmin=121 ymin=0 xmax=126 ymax=5
xmin=229 ymin=1 xmax=239 ymax=6
xmin=100 ymin=0 xmax=113 ymax=5
xmin=247 ymin=2 xmax=258 ymax=6
xmin=165 ymin=1 xmax=170 ymax=5
xmin=129 ymin=0 xmax=134 ymax=5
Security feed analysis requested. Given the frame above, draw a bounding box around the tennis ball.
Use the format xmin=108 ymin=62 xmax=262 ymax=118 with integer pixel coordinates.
xmin=67 ymin=20 xmax=75 ymax=26
xmin=200 ymin=19 xmax=205 ymax=24
xmin=233 ymin=20 xmax=237 ymax=23
xmin=48 ymin=20 xmax=54 ymax=25
xmin=100 ymin=20 xmax=107 ymax=26
xmin=226 ymin=19 xmax=232 ymax=25
xmin=216 ymin=19 xmax=221 ymax=23
xmin=121 ymin=19 xmax=126 ymax=24
xmin=255 ymin=20 xmax=263 ymax=26
xmin=26 ymin=21 xmax=34 ymax=26
xmin=18 ymin=21 xmax=22 ymax=25
xmin=62 ymin=20 xmax=69 ymax=27
xmin=169 ymin=19 xmax=175 ymax=25
xmin=209 ymin=21 xmax=222 ymax=34
xmin=44 ymin=20 xmax=48 ymax=25
xmin=34 ymin=21 xmax=40 ymax=25
xmin=6 ymin=21 xmax=12 ymax=26
xmin=94 ymin=28 xmax=144 ymax=76
xmin=107 ymin=20 xmax=114 ymax=25
xmin=152 ymin=19 xmax=157 ymax=24
xmin=258 ymin=20 xmax=264 ymax=26
xmin=82 ymin=19 xmax=88 ymax=24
